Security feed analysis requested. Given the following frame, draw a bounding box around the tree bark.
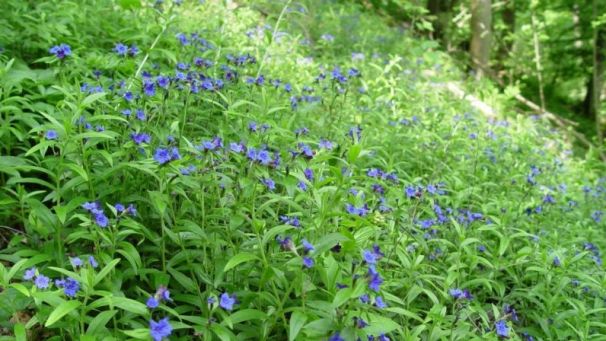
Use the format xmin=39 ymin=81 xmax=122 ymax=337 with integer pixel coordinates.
xmin=496 ymin=0 xmax=515 ymax=82
xmin=470 ymin=0 xmax=492 ymax=79
xmin=427 ymin=0 xmax=455 ymax=45
xmin=582 ymin=14 xmax=605 ymax=123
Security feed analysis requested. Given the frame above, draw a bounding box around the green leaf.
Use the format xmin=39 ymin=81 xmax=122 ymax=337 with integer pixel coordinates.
xmin=64 ymin=163 xmax=89 ymax=181
xmin=366 ymin=313 xmax=401 ymax=335
xmin=117 ymin=241 xmax=142 ymax=274
xmin=347 ymin=144 xmax=362 ymax=163
xmin=86 ymin=310 xmax=117 ymax=335
xmin=93 ymin=259 xmax=120 ymax=286
xmin=10 ymin=283 xmax=30 ymax=297
xmin=225 ymin=309 xmax=267 ymax=324
xmin=122 ymin=328 xmax=149 ymax=339
xmin=48 ymin=266 xmax=81 ymax=282
xmin=332 ymin=288 xmax=352 ymax=308
xmin=14 ymin=323 xmax=26 ymax=341
xmin=289 ymin=311 xmax=307 ymax=341
xmin=111 ymin=297 xmax=148 ymax=315
xmin=118 ymin=0 xmax=142 ymax=9
xmin=223 ymin=253 xmax=259 ymax=272
xmin=81 ymin=92 xmax=106 ymax=107
xmin=45 ymin=300 xmax=81 ymax=327
xmin=211 ymin=324 xmax=235 ymax=341
xmin=167 ymin=267 xmax=197 ymax=292
xmin=7 ymin=259 xmax=29 ymax=282
xmin=148 ymin=191 xmax=168 ymax=215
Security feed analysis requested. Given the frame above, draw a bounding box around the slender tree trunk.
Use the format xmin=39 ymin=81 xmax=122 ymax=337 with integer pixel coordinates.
xmin=497 ymin=0 xmax=515 ymax=82
xmin=470 ymin=0 xmax=492 ymax=79
xmin=582 ymin=4 xmax=605 ymax=127
xmin=531 ymin=12 xmax=546 ymax=112
xmin=427 ymin=0 xmax=454 ymax=45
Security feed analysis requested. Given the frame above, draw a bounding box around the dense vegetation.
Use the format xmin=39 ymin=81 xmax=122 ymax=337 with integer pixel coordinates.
xmin=0 ymin=0 xmax=605 ymax=340
xmin=360 ymin=0 xmax=606 ymax=142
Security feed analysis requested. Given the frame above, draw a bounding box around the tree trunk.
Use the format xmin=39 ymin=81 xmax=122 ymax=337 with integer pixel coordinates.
xmin=496 ymin=0 xmax=515 ymax=82
xmin=582 ymin=14 xmax=605 ymax=123
xmin=470 ymin=0 xmax=492 ymax=79
xmin=427 ymin=0 xmax=454 ymax=45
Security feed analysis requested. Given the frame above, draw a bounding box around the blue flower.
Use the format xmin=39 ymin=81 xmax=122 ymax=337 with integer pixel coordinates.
xmin=303 ymin=256 xmax=314 ymax=268
xmin=304 ymin=168 xmax=314 ymax=181
xmin=93 ymin=211 xmax=109 ymax=228
xmin=129 ymin=44 xmax=139 ymax=56
xmin=131 ymin=132 xmax=151 ymax=145
xmin=219 ymin=292 xmax=236 ymax=311
xmin=359 ymin=294 xmax=370 ymax=304
xmin=180 ymin=165 xmax=196 ymax=175
xmin=276 ymin=236 xmax=294 ymax=251
xmin=82 ymin=201 xmax=100 ymax=211
xmin=298 ymin=143 xmax=314 ymax=159
xmin=592 ymin=210 xmax=603 ymax=223
xmin=372 ymin=184 xmax=385 ymax=194
xmin=115 ymin=203 xmax=125 ymax=213
xmin=176 ymin=33 xmax=189 ymax=45
xmin=354 ymin=317 xmax=368 ymax=328
xmin=362 ymin=249 xmax=378 ymax=264
xmin=302 ymin=239 xmax=314 ymax=253
xmin=553 ymin=256 xmax=561 ymax=267
xmin=405 ymin=185 xmax=422 ymax=198
xmin=34 ymin=275 xmax=50 ymax=289
xmin=123 ymin=91 xmax=134 ymax=102
xmin=56 ymin=277 xmax=80 ymax=298
xmin=295 ymin=127 xmax=309 ymax=136
xmin=230 ymin=142 xmax=245 ymax=153
xmin=88 ymin=256 xmax=99 ymax=268
xmin=135 ymin=109 xmax=146 ymax=121
xmin=114 ymin=43 xmax=128 ymax=56
xmin=126 ymin=204 xmax=137 ymax=216
xmin=328 ymin=332 xmax=344 ymax=341
xmin=503 ymin=304 xmax=519 ymax=323
xmin=297 ymin=181 xmax=307 ymax=191
xmin=45 ymin=130 xmax=58 ymax=140
xmin=319 ymin=139 xmax=334 ymax=150
xmin=262 ymin=178 xmax=276 ymax=191
xmin=70 ymin=257 xmax=83 ymax=268
xmin=144 ymin=81 xmax=156 ymax=96
xmin=450 ymin=288 xmax=466 ymax=299
xmin=495 ymin=320 xmax=509 ymax=338
xmin=375 ymin=296 xmax=387 ymax=308
xmin=257 ymin=149 xmax=272 ymax=165
xmin=154 ymin=148 xmax=173 ymax=164
xmin=150 ymin=317 xmax=172 ymax=341
xmin=346 ymin=203 xmax=369 ymax=217
xmin=157 ymin=76 xmax=170 ymax=89
xmin=348 ymin=68 xmax=361 ymax=77
xmin=372 ymin=245 xmax=385 ymax=259
xmin=24 ymin=267 xmax=36 ymax=280
xmin=367 ymin=267 xmax=383 ymax=292
xmin=147 ymin=297 xmax=159 ymax=309
xmin=49 ymin=44 xmax=72 ymax=59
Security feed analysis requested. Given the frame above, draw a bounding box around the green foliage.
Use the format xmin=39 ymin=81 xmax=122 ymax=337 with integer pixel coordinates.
xmin=0 ymin=0 xmax=605 ymax=340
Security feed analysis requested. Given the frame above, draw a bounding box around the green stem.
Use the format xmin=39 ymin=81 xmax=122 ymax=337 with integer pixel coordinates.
xmin=255 ymin=0 xmax=293 ymax=78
